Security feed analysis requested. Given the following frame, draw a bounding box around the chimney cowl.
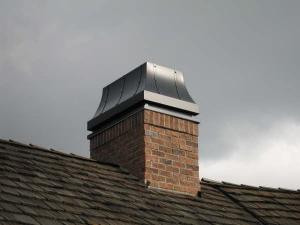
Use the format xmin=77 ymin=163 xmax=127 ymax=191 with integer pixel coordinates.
xmin=87 ymin=62 xmax=199 ymax=131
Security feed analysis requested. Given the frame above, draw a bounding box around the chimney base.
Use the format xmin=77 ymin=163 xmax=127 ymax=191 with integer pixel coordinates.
xmin=89 ymin=109 xmax=200 ymax=196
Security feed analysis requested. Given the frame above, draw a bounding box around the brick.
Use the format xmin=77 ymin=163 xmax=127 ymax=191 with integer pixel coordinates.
xmin=186 ymin=164 xmax=199 ymax=171
xmin=159 ymin=145 xmax=172 ymax=154
xmin=172 ymin=148 xmax=185 ymax=156
xmin=180 ymin=168 xmax=194 ymax=176
xmin=160 ymin=113 xmax=164 ymax=127
xmin=159 ymin=170 xmax=171 ymax=177
xmin=187 ymin=152 xmax=198 ymax=159
xmin=146 ymin=155 xmax=159 ymax=162
xmin=151 ymin=137 xmax=164 ymax=145
xmin=160 ymin=158 xmax=172 ymax=165
xmin=158 ymin=182 xmax=173 ymax=190
xmin=165 ymin=154 xmax=179 ymax=161
xmin=152 ymin=150 xmax=165 ymax=157
xmin=166 ymin=177 xmax=179 ymax=185
xmin=173 ymin=161 xmax=185 ymax=168
xmin=157 ymin=163 xmax=166 ymax=170
xmin=165 ymin=115 xmax=170 ymax=128
xmin=166 ymin=166 xmax=179 ymax=173
xmin=151 ymin=174 xmax=166 ymax=182
xmin=186 ymin=141 xmax=198 ymax=148
xmin=149 ymin=168 xmax=159 ymax=174
xmin=145 ymin=141 xmax=159 ymax=150
xmin=145 ymin=130 xmax=159 ymax=137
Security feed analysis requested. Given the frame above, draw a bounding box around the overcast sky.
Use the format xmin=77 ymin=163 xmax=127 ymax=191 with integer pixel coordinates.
xmin=1 ymin=0 xmax=299 ymax=189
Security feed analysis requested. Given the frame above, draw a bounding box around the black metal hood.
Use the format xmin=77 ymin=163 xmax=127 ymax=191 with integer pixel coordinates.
xmin=87 ymin=62 xmax=199 ymax=131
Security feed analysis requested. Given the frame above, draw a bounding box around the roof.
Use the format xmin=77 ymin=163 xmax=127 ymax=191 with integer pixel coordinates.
xmin=0 ymin=139 xmax=299 ymax=225
xmin=87 ymin=62 xmax=199 ymax=131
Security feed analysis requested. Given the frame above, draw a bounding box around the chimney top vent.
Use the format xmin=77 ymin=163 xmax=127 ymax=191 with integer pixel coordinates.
xmin=88 ymin=62 xmax=199 ymax=131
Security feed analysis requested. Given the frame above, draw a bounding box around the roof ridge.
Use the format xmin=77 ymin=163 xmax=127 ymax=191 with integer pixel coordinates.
xmin=0 ymin=138 xmax=121 ymax=169
xmin=201 ymin=178 xmax=241 ymax=187
xmin=259 ymin=186 xmax=299 ymax=193
xmin=201 ymin=177 xmax=299 ymax=193
xmin=201 ymin=177 xmax=222 ymax=185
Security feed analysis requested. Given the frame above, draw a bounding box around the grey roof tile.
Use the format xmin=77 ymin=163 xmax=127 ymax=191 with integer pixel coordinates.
xmin=0 ymin=139 xmax=299 ymax=224
xmin=12 ymin=213 xmax=39 ymax=225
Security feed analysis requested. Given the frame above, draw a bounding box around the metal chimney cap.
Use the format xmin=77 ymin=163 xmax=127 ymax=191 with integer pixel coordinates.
xmin=87 ymin=62 xmax=199 ymax=131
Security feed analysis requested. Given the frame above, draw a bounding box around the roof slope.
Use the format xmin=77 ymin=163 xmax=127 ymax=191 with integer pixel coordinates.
xmin=0 ymin=139 xmax=299 ymax=225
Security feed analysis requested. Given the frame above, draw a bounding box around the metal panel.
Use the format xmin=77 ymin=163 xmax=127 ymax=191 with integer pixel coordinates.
xmin=93 ymin=87 xmax=108 ymax=117
xmin=174 ymin=71 xmax=195 ymax=102
xmin=136 ymin=63 xmax=146 ymax=94
xmin=102 ymin=78 xmax=124 ymax=112
xmin=153 ymin=64 xmax=179 ymax=99
xmin=145 ymin=63 xmax=158 ymax=93
xmin=119 ymin=67 xmax=141 ymax=103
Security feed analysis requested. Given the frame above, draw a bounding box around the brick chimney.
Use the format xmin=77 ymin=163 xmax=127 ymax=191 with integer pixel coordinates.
xmin=87 ymin=62 xmax=200 ymax=195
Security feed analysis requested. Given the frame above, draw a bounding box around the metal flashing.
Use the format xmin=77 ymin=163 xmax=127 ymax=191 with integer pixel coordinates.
xmin=87 ymin=62 xmax=199 ymax=131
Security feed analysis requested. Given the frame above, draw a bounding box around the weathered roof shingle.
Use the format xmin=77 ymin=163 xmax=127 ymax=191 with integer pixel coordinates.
xmin=0 ymin=139 xmax=299 ymax=225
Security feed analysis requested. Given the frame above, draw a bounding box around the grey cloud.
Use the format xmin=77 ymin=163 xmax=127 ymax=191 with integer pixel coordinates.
xmin=0 ymin=0 xmax=299 ymax=187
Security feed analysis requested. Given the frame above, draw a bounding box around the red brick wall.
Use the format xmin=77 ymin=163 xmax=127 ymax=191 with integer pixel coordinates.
xmin=90 ymin=111 xmax=145 ymax=179
xmin=144 ymin=110 xmax=200 ymax=195
xmin=89 ymin=109 xmax=200 ymax=195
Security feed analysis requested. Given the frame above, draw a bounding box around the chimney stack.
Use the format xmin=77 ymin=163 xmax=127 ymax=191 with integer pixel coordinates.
xmin=87 ymin=62 xmax=200 ymax=195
